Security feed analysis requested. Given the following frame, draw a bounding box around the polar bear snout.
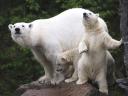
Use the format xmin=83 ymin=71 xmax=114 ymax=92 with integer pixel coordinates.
xmin=83 ymin=13 xmax=88 ymax=18
xmin=56 ymin=63 xmax=64 ymax=72
xmin=15 ymin=28 xmax=21 ymax=34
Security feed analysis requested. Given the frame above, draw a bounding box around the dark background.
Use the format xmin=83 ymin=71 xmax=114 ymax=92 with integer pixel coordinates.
xmin=0 ymin=0 xmax=125 ymax=96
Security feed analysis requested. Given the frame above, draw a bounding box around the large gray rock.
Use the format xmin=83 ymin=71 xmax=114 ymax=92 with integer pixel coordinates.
xmin=15 ymin=81 xmax=108 ymax=96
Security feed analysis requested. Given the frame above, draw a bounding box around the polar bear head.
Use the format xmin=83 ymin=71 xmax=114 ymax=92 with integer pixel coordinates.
xmin=83 ymin=12 xmax=99 ymax=26
xmin=56 ymin=54 xmax=70 ymax=72
xmin=8 ymin=22 xmax=33 ymax=47
xmin=56 ymin=54 xmax=73 ymax=78
xmin=83 ymin=12 xmax=108 ymax=32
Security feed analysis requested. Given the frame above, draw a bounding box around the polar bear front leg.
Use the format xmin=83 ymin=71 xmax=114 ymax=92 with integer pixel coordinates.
xmin=38 ymin=62 xmax=53 ymax=84
xmin=65 ymin=62 xmax=78 ymax=83
xmin=32 ymin=48 xmax=53 ymax=84
xmin=65 ymin=68 xmax=78 ymax=83
xmin=104 ymin=33 xmax=122 ymax=49
xmin=76 ymin=55 xmax=88 ymax=84
xmin=96 ymin=70 xmax=108 ymax=94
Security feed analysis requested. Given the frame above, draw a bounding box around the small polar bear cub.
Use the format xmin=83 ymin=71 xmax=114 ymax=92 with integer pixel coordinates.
xmin=77 ymin=12 xmax=122 ymax=94
xmin=56 ymin=48 xmax=79 ymax=83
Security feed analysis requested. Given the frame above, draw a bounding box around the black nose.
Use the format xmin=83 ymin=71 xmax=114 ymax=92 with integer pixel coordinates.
xmin=15 ymin=28 xmax=21 ymax=34
xmin=83 ymin=13 xmax=87 ymax=17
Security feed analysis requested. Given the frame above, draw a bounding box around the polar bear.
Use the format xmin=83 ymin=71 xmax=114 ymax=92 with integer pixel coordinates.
xmin=8 ymin=8 xmax=115 ymax=85
xmin=76 ymin=12 xmax=122 ymax=94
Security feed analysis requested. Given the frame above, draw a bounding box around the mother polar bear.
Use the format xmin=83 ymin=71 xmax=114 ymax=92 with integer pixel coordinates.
xmin=8 ymin=8 xmax=114 ymax=84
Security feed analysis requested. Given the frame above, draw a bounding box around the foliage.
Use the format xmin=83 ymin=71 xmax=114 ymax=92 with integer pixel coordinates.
xmin=0 ymin=0 xmax=124 ymax=96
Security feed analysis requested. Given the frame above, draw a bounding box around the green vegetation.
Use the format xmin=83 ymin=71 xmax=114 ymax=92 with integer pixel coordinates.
xmin=0 ymin=0 xmax=125 ymax=96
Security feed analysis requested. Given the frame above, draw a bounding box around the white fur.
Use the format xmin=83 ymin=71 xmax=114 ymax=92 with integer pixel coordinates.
xmin=77 ymin=12 xmax=122 ymax=94
xmin=8 ymin=8 xmax=116 ymax=85
xmin=8 ymin=8 xmax=94 ymax=84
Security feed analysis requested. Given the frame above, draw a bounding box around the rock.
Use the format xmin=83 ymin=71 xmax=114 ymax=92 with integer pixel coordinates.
xmin=15 ymin=81 xmax=108 ymax=96
xmin=116 ymin=78 xmax=128 ymax=96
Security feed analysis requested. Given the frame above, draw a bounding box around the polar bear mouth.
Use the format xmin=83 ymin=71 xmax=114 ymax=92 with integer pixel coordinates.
xmin=83 ymin=13 xmax=89 ymax=19
xmin=56 ymin=68 xmax=63 ymax=72
xmin=13 ymin=34 xmax=23 ymax=39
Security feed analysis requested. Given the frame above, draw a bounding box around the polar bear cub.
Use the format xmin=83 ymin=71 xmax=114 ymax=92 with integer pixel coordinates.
xmin=76 ymin=12 xmax=122 ymax=94
xmin=56 ymin=48 xmax=79 ymax=83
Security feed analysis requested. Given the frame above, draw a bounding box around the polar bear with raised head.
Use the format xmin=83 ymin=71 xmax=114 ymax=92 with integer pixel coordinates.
xmin=76 ymin=12 xmax=122 ymax=94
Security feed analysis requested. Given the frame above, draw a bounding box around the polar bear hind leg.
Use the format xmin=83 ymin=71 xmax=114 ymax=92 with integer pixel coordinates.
xmin=65 ymin=69 xmax=78 ymax=83
xmin=65 ymin=59 xmax=78 ymax=83
xmin=96 ymin=70 xmax=108 ymax=94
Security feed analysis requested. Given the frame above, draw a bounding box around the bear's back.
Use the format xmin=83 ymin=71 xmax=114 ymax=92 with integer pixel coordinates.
xmin=31 ymin=8 xmax=90 ymax=50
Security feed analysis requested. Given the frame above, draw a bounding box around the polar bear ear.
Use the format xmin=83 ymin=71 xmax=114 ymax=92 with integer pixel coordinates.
xmin=28 ymin=24 xmax=33 ymax=28
xmin=61 ymin=57 xmax=67 ymax=63
xmin=96 ymin=13 xmax=99 ymax=17
xmin=8 ymin=24 xmax=13 ymax=30
xmin=60 ymin=56 xmax=70 ymax=63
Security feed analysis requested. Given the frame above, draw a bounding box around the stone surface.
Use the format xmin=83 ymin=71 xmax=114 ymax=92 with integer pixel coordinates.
xmin=15 ymin=81 xmax=108 ymax=96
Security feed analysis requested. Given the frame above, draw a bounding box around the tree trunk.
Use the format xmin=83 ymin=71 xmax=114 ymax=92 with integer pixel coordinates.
xmin=117 ymin=0 xmax=128 ymax=96
xmin=120 ymin=0 xmax=128 ymax=76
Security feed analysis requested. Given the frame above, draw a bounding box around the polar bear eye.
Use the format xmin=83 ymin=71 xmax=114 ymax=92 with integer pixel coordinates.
xmin=89 ymin=13 xmax=92 ymax=15
xmin=57 ymin=63 xmax=61 ymax=66
xmin=22 ymin=25 xmax=25 ymax=27
xmin=14 ymin=25 xmax=15 ymax=27
xmin=29 ymin=24 xmax=32 ymax=28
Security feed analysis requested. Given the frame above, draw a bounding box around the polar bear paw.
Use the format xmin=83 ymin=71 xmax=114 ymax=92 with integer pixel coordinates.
xmin=99 ymin=88 xmax=108 ymax=95
xmin=38 ymin=73 xmax=65 ymax=85
xmin=51 ymin=78 xmax=61 ymax=85
xmin=38 ymin=76 xmax=51 ymax=85
xmin=51 ymin=73 xmax=65 ymax=85
xmin=76 ymin=79 xmax=87 ymax=85
xmin=65 ymin=77 xmax=77 ymax=83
